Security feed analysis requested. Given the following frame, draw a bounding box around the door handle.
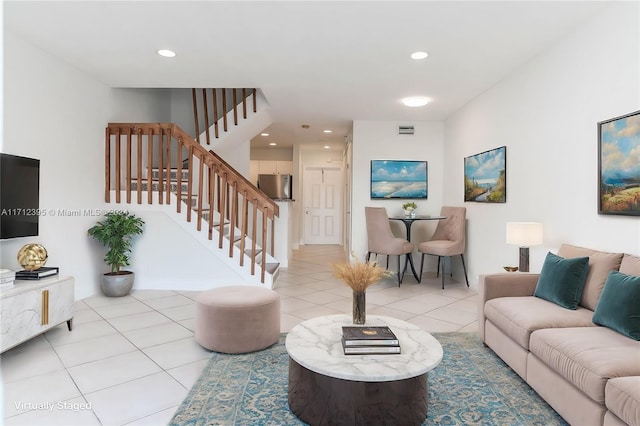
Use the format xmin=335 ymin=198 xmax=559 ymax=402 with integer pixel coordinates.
xmin=305 ymin=210 xmax=311 ymax=215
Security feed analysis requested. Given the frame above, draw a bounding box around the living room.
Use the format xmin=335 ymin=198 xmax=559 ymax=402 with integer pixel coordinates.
xmin=1 ymin=1 xmax=639 ymax=425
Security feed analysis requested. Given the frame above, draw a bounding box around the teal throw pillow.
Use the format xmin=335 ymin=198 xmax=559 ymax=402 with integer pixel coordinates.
xmin=534 ymin=252 xmax=589 ymax=309
xmin=593 ymin=271 xmax=640 ymax=340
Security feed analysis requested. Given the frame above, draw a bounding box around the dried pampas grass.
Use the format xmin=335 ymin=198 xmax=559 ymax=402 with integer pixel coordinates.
xmin=333 ymin=256 xmax=392 ymax=292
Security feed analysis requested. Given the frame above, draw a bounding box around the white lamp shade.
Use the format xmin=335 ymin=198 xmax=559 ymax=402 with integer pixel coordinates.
xmin=506 ymin=222 xmax=543 ymax=247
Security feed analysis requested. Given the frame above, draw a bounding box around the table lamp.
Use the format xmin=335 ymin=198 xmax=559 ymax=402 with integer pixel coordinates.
xmin=506 ymin=222 xmax=543 ymax=272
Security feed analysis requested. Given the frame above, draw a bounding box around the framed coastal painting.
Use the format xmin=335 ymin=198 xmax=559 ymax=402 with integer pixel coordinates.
xmin=464 ymin=146 xmax=506 ymax=203
xmin=598 ymin=110 xmax=640 ymax=216
xmin=370 ymin=160 xmax=428 ymax=199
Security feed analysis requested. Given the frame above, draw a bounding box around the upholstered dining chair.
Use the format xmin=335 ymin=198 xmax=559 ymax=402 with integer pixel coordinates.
xmin=418 ymin=206 xmax=469 ymax=289
xmin=365 ymin=207 xmax=414 ymax=286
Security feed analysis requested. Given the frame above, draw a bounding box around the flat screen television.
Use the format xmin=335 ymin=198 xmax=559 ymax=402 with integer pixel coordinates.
xmin=370 ymin=160 xmax=428 ymax=199
xmin=0 ymin=153 xmax=40 ymax=239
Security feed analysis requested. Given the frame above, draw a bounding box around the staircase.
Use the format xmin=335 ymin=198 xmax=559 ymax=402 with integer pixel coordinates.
xmin=104 ymin=94 xmax=279 ymax=287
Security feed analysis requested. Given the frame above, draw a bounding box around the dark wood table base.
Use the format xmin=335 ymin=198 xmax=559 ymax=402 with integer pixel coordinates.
xmin=288 ymin=358 xmax=429 ymax=426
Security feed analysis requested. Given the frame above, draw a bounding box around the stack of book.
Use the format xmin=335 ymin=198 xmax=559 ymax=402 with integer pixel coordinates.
xmin=16 ymin=266 xmax=59 ymax=280
xmin=0 ymin=269 xmax=16 ymax=290
xmin=341 ymin=325 xmax=401 ymax=355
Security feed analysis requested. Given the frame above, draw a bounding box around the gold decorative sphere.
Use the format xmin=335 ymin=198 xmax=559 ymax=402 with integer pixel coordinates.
xmin=17 ymin=244 xmax=48 ymax=271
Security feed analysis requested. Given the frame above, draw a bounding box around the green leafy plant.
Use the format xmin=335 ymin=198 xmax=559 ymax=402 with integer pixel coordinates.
xmin=402 ymin=201 xmax=417 ymax=210
xmin=88 ymin=212 xmax=144 ymax=274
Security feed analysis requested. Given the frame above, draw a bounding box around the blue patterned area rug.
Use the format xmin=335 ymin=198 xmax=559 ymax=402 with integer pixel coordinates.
xmin=170 ymin=332 xmax=567 ymax=425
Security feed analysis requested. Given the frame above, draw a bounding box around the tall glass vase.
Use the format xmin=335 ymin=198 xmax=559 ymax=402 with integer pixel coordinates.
xmin=352 ymin=290 xmax=366 ymax=325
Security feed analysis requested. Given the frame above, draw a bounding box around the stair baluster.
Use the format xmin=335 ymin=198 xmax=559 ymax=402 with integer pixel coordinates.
xmin=104 ymin=123 xmax=278 ymax=285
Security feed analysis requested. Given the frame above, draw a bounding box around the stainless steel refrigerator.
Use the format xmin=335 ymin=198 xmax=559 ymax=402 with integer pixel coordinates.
xmin=257 ymin=174 xmax=293 ymax=200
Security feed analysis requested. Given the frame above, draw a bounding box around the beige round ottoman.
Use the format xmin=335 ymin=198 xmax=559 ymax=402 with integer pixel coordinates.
xmin=195 ymin=286 xmax=280 ymax=354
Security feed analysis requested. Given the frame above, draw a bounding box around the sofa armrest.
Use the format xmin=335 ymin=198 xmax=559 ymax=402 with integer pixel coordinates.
xmin=478 ymin=273 xmax=539 ymax=341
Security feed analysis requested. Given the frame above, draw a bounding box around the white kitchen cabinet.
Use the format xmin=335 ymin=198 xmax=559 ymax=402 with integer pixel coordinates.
xmin=276 ymin=161 xmax=293 ymax=175
xmin=255 ymin=160 xmax=293 ymax=175
xmin=259 ymin=160 xmax=278 ymax=174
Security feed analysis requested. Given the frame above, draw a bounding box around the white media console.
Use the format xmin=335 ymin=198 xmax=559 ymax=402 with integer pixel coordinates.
xmin=0 ymin=275 xmax=74 ymax=353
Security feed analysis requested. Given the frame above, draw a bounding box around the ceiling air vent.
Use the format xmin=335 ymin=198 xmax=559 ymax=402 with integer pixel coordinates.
xmin=399 ymin=125 xmax=414 ymax=135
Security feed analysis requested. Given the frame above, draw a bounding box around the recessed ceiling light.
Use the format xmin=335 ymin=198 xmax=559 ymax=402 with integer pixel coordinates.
xmin=261 ymin=133 xmax=269 ymax=136
xmin=157 ymin=49 xmax=176 ymax=58
xmin=323 ymin=130 xmax=332 ymax=133
xmin=323 ymin=145 xmax=331 ymax=149
xmin=410 ymin=51 xmax=429 ymax=60
xmin=269 ymin=142 xmax=277 ymax=146
xmin=402 ymin=97 xmax=429 ymax=107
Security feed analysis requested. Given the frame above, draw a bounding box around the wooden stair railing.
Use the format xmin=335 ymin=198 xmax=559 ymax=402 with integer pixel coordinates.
xmin=105 ymin=123 xmax=279 ymax=284
xmin=191 ymin=88 xmax=257 ymax=145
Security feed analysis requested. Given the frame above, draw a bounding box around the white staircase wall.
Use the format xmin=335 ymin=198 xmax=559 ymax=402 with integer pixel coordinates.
xmin=198 ymin=91 xmax=273 ymax=162
xmin=113 ymin=191 xmax=277 ymax=290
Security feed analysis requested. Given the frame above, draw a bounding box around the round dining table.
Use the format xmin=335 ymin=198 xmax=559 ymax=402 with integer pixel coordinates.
xmin=389 ymin=215 xmax=445 ymax=281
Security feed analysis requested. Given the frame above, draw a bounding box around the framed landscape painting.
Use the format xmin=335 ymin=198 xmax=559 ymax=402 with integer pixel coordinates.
xmin=370 ymin=160 xmax=428 ymax=199
xmin=464 ymin=146 xmax=506 ymax=203
xmin=598 ymin=110 xmax=640 ymax=216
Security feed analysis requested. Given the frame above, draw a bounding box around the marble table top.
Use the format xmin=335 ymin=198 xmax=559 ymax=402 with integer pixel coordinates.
xmin=285 ymin=314 xmax=443 ymax=382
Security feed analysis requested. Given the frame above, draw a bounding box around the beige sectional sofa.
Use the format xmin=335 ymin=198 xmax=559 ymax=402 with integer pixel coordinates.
xmin=478 ymin=244 xmax=640 ymax=426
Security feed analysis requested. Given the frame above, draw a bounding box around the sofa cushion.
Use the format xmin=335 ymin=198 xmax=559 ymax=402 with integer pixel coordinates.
xmin=593 ymin=271 xmax=640 ymax=340
xmin=619 ymin=253 xmax=640 ymax=275
xmin=484 ymin=296 xmax=595 ymax=349
xmin=605 ymin=376 xmax=640 ymax=426
xmin=534 ymin=252 xmax=589 ymax=309
xmin=529 ymin=327 xmax=640 ymax=404
xmin=557 ymin=244 xmax=624 ymax=311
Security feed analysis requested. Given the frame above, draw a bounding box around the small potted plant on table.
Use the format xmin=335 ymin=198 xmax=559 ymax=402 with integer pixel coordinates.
xmin=88 ymin=211 xmax=144 ymax=297
xmin=402 ymin=201 xmax=417 ymax=218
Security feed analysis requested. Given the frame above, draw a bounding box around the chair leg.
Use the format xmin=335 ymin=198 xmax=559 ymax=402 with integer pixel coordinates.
xmin=460 ymin=254 xmax=470 ymax=287
xmin=441 ymin=257 xmax=446 ymax=289
xmin=397 ymin=256 xmax=404 ymax=286
xmin=436 ymin=257 xmax=441 ymax=277
xmin=418 ymin=253 xmax=425 ymax=283
xmin=366 ymin=252 xmax=371 ymax=262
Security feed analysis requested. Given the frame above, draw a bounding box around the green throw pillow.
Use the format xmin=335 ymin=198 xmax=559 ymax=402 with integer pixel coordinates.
xmin=593 ymin=271 xmax=640 ymax=340
xmin=534 ymin=252 xmax=589 ymax=309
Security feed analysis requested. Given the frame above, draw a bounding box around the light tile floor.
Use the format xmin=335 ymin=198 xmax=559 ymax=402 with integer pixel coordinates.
xmin=1 ymin=245 xmax=478 ymax=425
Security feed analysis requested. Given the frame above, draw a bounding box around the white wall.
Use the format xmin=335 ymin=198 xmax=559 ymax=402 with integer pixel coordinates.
xmin=170 ymin=89 xmax=197 ymax=137
xmin=110 ymin=88 xmax=171 ymax=122
xmin=2 ymin=31 xmax=110 ymax=300
xmin=118 ymin=206 xmax=247 ymax=290
xmin=443 ymin=2 xmax=640 ymax=283
xmin=351 ymin=121 xmax=445 ymax=266
xmin=0 ymin=31 xmax=229 ymax=299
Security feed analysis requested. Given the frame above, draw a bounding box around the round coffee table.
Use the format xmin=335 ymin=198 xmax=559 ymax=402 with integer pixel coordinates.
xmin=285 ymin=314 xmax=443 ymax=425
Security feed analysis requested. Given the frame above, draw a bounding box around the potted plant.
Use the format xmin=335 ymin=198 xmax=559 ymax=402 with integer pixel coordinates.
xmin=402 ymin=201 xmax=417 ymax=218
xmin=88 ymin=211 xmax=144 ymax=297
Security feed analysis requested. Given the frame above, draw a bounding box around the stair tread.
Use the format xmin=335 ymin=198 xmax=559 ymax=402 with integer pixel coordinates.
xmin=240 ymin=247 xmax=262 ymax=256
xmin=265 ymin=262 xmax=279 ymax=275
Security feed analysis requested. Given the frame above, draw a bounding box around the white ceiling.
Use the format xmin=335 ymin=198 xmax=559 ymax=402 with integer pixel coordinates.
xmin=5 ymin=1 xmax=608 ymax=149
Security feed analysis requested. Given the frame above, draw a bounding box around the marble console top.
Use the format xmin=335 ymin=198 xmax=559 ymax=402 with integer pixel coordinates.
xmin=0 ymin=276 xmax=72 ymax=299
xmin=285 ymin=314 xmax=443 ymax=382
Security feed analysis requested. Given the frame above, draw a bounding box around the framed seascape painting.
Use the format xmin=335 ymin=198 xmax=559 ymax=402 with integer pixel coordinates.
xmin=598 ymin=110 xmax=640 ymax=216
xmin=370 ymin=160 xmax=428 ymax=199
xmin=464 ymin=146 xmax=506 ymax=203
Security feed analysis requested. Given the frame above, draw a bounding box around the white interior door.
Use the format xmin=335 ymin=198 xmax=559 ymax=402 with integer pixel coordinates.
xmin=303 ymin=166 xmax=342 ymax=244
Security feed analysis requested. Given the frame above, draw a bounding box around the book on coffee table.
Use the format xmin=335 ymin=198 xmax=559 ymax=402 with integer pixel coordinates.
xmin=341 ymin=326 xmax=399 ymax=346
xmin=343 ymin=344 xmax=401 ymax=355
